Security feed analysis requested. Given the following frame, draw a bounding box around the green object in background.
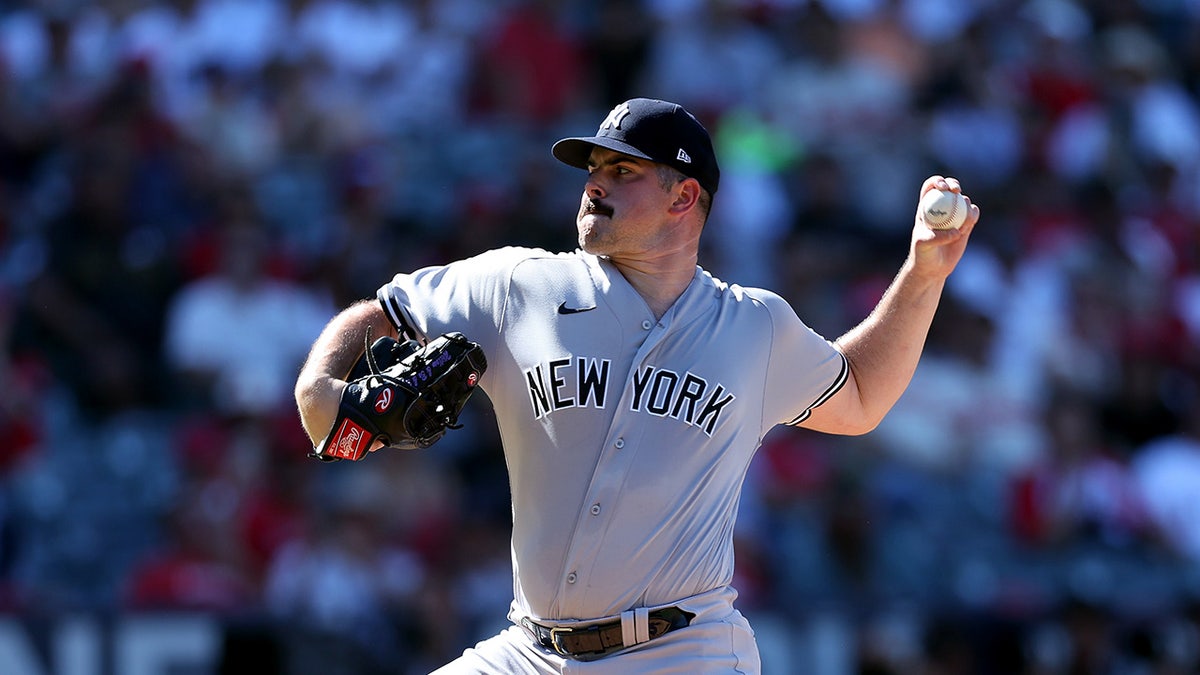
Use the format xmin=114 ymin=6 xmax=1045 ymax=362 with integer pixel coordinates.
xmin=714 ymin=106 xmax=800 ymax=174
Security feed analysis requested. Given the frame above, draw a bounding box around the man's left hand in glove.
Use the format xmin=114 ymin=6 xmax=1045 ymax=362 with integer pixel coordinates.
xmin=310 ymin=332 xmax=487 ymax=461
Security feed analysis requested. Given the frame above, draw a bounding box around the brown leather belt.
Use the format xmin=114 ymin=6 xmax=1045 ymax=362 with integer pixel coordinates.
xmin=523 ymin=607 xmax=694 ymax=658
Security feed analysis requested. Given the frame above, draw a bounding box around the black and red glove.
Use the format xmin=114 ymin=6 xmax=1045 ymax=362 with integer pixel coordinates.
xmin=310 ymin=332 xmax=487 ymax=461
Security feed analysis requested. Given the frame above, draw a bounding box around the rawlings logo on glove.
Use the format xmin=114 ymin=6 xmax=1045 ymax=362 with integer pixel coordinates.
xmin=310 ymin=332 xmax=488 ymax=461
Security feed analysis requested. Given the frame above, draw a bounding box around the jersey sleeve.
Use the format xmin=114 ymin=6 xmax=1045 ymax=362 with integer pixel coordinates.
xmin=754 ymin=290 xmax=849 ymax=427
xmin=375 ymin=246 xmax=530 ymax=357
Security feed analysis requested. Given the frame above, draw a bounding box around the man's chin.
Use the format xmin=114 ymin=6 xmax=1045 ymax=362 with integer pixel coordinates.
xmin=577 ymin=231 xmax=606 ymax=255
xmin=577 ymin=236 xmax=599 ymax=254
xmin=576 ymin=216 xmax=606 ymax=248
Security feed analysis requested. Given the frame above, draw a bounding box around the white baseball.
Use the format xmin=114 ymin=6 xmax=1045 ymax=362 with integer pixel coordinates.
xmin=919 ymin=189 xmax=968 ymax=230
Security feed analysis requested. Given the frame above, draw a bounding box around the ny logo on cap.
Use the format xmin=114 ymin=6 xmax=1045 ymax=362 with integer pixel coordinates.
xmin=600 ymin=102 xmax=632 ymax=131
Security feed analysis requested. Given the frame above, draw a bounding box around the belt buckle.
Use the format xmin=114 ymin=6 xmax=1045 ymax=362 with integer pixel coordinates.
xmin=548 ymin=626 xmax=576 ymax=657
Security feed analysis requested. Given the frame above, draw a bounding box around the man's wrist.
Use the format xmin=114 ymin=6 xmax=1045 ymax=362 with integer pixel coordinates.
xmin=298 ymin=378 xmax=348 ymax=446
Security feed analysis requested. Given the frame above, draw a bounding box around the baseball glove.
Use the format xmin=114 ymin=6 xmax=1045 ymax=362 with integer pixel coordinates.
xmin=309 ymin=331 xmax=487 ymax=461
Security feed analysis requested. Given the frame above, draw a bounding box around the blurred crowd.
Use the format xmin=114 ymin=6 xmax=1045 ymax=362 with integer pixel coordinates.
xmin=2 ymin=0 xmax=1200 ymax=672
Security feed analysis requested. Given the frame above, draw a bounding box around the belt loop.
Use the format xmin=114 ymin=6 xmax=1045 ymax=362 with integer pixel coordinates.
xmin=619 ymin=610 xmax=636 ymax=647
xmin=633 ymin=607 xmax=651 ymax=644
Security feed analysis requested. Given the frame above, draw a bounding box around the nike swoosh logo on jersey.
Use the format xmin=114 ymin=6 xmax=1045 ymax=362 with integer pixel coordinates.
xmin=557 ymin=302 xmax=596 ymax=315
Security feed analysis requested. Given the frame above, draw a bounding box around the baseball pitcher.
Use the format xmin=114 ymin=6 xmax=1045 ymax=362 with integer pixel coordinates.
xmin=294 ymin=98 xmax=979 ymax=673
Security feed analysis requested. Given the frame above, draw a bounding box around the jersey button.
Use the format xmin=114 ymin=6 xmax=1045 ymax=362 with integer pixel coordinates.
xmin=590 ymin=504 xmax=601 ymax=515
xmin=614 ymin=438 xmax=625 ymax=449
xmin=641 ymin=319 xmax=653 ymax=330
xmin=566 ymin=572 xmax=577 ymax=584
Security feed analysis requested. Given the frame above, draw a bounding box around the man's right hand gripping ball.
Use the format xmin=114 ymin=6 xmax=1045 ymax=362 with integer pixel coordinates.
xmin=310 ymin=332 xmax=487 ymax=461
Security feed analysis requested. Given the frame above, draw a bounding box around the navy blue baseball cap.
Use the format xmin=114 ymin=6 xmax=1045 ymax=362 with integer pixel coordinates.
xmin=552 ymin=98 xmax=720 ymax=196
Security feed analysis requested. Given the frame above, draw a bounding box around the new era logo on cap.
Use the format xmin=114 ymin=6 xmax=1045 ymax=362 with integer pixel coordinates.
xmin=551 ymin=98 xmax=720 ymax=196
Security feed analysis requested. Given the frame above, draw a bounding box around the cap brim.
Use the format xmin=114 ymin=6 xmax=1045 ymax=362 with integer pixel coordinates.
xmin=551 ymin=136 xmax=655 ymax=170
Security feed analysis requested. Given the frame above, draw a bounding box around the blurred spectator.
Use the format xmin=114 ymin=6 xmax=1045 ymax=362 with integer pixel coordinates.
xmin=469 ymin=0 xmax=586 ymax=124
xmin=706 ymin=103 xmax=799 ymax=288
xmin=236 ymin=436 xmax=310 ymax=585
xmin=871 ymin=294 xmax=1042 ymax=474
xmin=164 ymin=207 xmax=333 ymax=417
xmin=920 ymin=34 xmax=1025 ymax=190
xmin=172 ymin=0 xmax=288 ymax=79
xmin=0 ymin=289 xmax=44 ymax=475
xmin=1102 ymin=24 xmax=1200 ymax=175
xmin=310 ymin=142 xmax=429 ymax=306
xmin=1008 ymin=388 xmax=1152 ymax=549
xmin=1018 ymin=595 xmax=1135 ymax=675
xmin=580 ymin=0 xmax=654 ymax=107
xmin=361 ymin=0 xmax=478 ymax=134
xmin=644 ymin=0 xmax=783 ymax=117
xmin=1131 ymin=388 xmax=1200 ymax=563
xmin=17 ymin=61 xmax=185 ymax=418
xmin=0 ymin=6 xmax=111 ymax=119
xmin=1120 ymin=612 xmax=1200 ymax=675
xmin=179 ymin=61 xmax=281 ymax=178
xmin=764 ymin=6 xmax=906 ymax=151
xmin=263 ymin=468 xmax=425 ymax=670
xmin=0 ymin=289 xmax=38 ymax=612
xmin=765 ymin=4 xmax=919 ymax=225
xmin=288 ymin=0 xmax=414 ymax=82
xmin=774 ymin=151 xmax=893 ymax=338
xmin=124 ymin=481 xmax=256 ymax=612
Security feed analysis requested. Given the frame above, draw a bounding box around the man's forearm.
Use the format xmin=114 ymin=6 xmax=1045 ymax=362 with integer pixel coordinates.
xmin=834 ymin=259 xmax=947 ymax=430
xmin=294 ymin=299 xmax=396 ymax=445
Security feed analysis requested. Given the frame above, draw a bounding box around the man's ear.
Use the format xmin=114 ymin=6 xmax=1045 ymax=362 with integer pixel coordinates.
xmin=669 ymin=178 xmax=701 ymax=215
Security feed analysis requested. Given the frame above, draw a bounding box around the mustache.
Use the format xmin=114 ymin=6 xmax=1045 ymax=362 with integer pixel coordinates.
xmin=583 ymin=198 xmax=614 ymax=217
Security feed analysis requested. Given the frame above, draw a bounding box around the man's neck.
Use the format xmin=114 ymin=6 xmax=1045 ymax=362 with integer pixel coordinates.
xmin=610 ymin=255 xmax=696 ymax=320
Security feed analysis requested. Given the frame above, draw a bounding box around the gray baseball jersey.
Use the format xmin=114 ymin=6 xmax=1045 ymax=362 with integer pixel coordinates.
xmin=377 ymin=246 xmax=847 ymax=624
